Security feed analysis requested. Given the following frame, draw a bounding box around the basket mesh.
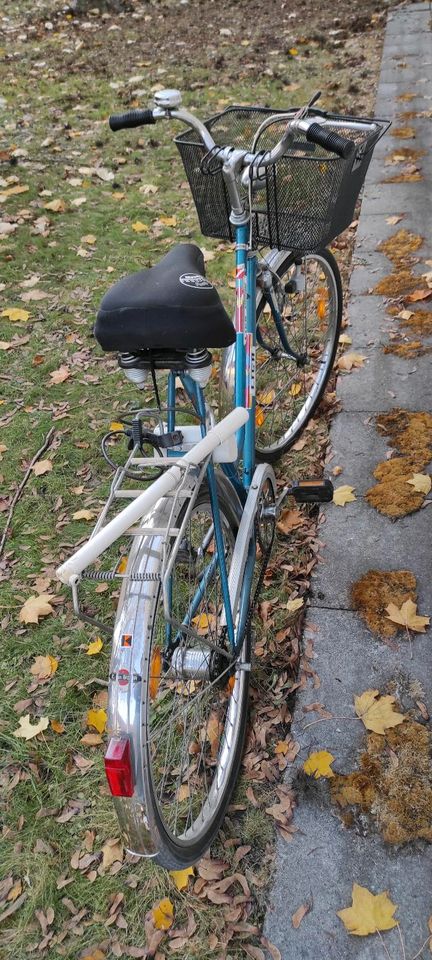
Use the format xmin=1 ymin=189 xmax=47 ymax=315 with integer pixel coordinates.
xmin=175 ymin=107 xmax=382 ymax=251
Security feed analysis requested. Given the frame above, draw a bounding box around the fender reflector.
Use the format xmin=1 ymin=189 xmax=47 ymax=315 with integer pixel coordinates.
xmin=104 ymin=737 xmax=134 ymax=797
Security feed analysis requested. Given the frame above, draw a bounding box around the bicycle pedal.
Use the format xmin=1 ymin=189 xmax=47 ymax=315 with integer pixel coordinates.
xmin=290 ymin=478 xmax=334 ymax=504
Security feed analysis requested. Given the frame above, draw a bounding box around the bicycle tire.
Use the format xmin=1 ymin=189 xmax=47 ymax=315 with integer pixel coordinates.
xmin=109 ymin=476 xmax=251 ymax=869
xmin=255 ymin=247 xmax=342 ymax=462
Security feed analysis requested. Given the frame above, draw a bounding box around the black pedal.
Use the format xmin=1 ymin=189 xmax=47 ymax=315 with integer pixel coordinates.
xmin=290 ymin=478 xmax=334 ymax=504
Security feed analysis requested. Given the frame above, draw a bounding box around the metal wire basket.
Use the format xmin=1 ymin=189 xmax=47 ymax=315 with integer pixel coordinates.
xmin=175 ymin=106 xmax=388 ymax=252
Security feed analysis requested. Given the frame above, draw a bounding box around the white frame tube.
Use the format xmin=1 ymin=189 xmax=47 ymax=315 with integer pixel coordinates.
xmin=56 ymin=408 xmax=249 ymax=585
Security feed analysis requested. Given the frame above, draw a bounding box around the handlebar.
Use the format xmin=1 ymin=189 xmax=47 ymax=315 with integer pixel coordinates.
xmin=109 ymin=109 xmax=156 ymax=131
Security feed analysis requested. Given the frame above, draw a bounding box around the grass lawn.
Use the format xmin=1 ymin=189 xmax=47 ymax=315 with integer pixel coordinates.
xmin=0 ymin=0 xmax=393 ymax=956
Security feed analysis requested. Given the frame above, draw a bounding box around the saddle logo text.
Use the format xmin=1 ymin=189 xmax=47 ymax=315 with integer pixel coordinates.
xmin=179 ymin=273 xmax=213 ymax=290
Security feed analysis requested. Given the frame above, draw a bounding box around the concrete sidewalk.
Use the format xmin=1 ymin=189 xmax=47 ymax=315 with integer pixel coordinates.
xmin=264 ymin=5 xmax=432 ymax=957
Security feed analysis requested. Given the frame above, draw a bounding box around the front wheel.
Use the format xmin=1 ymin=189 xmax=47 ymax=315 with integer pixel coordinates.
xmin=254 ymin=248 xmax=342 ymax=462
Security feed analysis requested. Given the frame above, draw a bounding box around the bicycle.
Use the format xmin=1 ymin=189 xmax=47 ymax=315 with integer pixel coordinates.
xmin=57 ymin=89 xmax=387 ymax=868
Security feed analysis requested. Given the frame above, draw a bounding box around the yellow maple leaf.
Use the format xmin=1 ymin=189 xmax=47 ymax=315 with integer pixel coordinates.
xmin=131 ymin=221 xmax=148 ymax=233
xmin=333 ymin=485 xmax=356 ymax=506
xmin=14 ymin=714 xmax=50 ymax=741
xmin=109 ymin=421 xmax=124 ymax=432
xmin=169 ymin=867 xmax=194 ymax=891
xmin=385 ymin=598 xmax=430 ymax=633
xmin=19 ymin=594 xmax=55 ymax=625
xmin=303 ymin=750 xmax=335 ymax=779
xmin=86 ymin=708 xmax=107 ymax=734
xmin=289 ymin=382 xmax=302 ymax=397
xmin=81 ymin=234 xmax=97 ymax=244
xmin=159 ymin=216 xmax=177 ymax=227
xmin=354 ymin=689 xmax=405 ymax=735
xmin=407 ymin=473 xmax=431 ymax=494
xmin=1 ymin=308 xmax=31 ymax=323
xmin=256 ymin=389 xmax=275 ymax=405
xmin=339 ymin=333 xmax=352 ymax=345
xmin=86 ymin=637 xmax=103 ymax=656
xmin=152 ymin=897 xmax=174 ymax=930
xmin=337 ymin=883 xmax=398 ymax=936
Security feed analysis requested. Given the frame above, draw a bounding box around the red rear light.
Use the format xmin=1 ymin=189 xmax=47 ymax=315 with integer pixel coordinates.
xmin=104 ymin=737 xmax=134 ymax=797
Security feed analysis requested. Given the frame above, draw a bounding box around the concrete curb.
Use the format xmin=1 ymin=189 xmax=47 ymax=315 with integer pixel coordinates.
xmin=264 ymin=5 xmax=432 ymax=956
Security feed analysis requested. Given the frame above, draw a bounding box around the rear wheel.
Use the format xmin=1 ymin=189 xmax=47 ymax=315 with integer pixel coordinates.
xmin=139 ymin=481 xmax=250 ymax=868
xmin=255 ymin=247 xmax=342 ymax=462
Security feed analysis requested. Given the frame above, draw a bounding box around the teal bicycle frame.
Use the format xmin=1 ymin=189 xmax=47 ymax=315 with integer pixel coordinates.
xmin=165 ymin=223 xmax=257 ymax=660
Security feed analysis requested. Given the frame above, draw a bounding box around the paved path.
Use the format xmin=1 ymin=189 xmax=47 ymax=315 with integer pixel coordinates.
xmin=264 ymin=5 xmax=432 ymax=957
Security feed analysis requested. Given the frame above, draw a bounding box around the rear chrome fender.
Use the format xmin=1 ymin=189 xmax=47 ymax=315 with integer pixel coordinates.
xmin=107 ymin=495 xmax=175 ymax=858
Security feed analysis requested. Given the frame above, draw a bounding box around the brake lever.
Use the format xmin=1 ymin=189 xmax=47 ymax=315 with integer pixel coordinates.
xmin=292 ymin=90 xmax=322 ymax=124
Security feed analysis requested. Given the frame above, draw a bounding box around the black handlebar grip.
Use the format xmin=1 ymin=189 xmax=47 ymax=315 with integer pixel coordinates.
xmin=306 ymin=122 xmax=354 ymax=160
xmin=109 ymin=109 xmax=156 ymax=132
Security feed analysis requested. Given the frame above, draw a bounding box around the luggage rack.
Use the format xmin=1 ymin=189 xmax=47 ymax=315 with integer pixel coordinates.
xmin=68 ymin=406 xmax=211 ymax=636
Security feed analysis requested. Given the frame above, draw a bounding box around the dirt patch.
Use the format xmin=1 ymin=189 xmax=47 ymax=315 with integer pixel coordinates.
xmin=376 ymin=409 xmax=432 ymax=463
xmin=377 ymin=229 xmax=423 ymax=263
xmin=384 ymin=147 xmax=426 ymax=165
xmin=373 ymin=269 xmax=423 ymax=298
xmin=400 ymin=310 xmax=432 ymax=336
xmin=351 ymin=569 xmax=417 ymax=638
xmin=331 ymin=720 xmax=432 ymax=844
xmin=365 ymin=410 xmax=432 ymax=518
xmin=383 ymin=339 xmax=432 ymax=358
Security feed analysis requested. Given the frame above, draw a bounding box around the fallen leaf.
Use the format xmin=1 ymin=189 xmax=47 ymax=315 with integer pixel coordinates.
xmin=72 ymin=509 xmax=96 ymax=521
xmin=339 ymin=333 xmax=352 ymax=345
xmin=14 ymin=714 xmax=49 ymax=740
xmin=337 ymin=352 xmax=366 ymax=371
xmin=101 ymin=838 xmax=123 ymax=871
xmin=0 ymin=184 xmax=29 ymax=198
xmin=292 ymin=902 xmax=310 ymax=928
xmin=44 ymin=198 xmax=66 ymax=213
xmin=385 ymin=598 xmax=429 ymax=633
xmin=81 ymin=234 xmax=97 ymax=244
xmin=132 ymin=221 xmax=148 ymax=233
xmin=407 ymin=289 xmax=432 ymax=302
xmin=20 ymin=289 xmax=49 ymax=302
xmin=303 ymin=750 xmax=335 ymax=779
xmin=152 ymin=897 xmax=174 ymax=930
xmin=354 ymin=689 xmax=405 ymax=735
xmin=51 ymin=720 xmax=65 ymax=734
xmin=94 ymin=167 xmax=114 ymax=182
xmin=169 ymin=867 xmax=194 ymax=891
xmin=407 ymin=473 xmax=431 ymax=494
xmin=158 ymin=215 xmax=177 ymax=227
xmin=1 ymin=308 xmax=30 ymax=323
xmin=333 ymin=485 xmax=356 ymax=506
xmin=286 ymin=598 xmax=304 ymax=613
xmin=337 ymin=883 xmax=398 ymax=936
xmin=30 ymin=654 xmax=58 ymax=680
xmin=80 ymin=732 xmax=103 ymax=746
xmin=386 ymin=215 xmax=404 ymax=225
xmin=49 ymin=365 xmax=70 ymax=385
xmin=86 ymin=708 xmax=107 ymax=734
xmin=86 ymin=638 xmax=103 ymax=655
xmin=19 ymin=594 xmax=55 ymax=624
xmin=32 ymin=459 xmax=52 ymax=477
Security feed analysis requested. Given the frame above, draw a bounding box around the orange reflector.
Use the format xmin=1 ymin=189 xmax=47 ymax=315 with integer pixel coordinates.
xmin=149 ymin=648 xmax=162 ymax=700
xmin=256 ymin=406 xmax=265 ymax=427
xmin=317 ymin=299 xmax=326 ymax=320
xmin=226 ymin=675 xmax=235 ymax=695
